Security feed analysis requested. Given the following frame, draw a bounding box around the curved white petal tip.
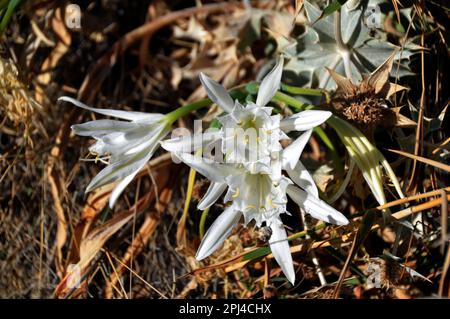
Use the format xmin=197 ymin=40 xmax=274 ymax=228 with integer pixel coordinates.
xmin=269 ymin=220 xmax=295 ymax=285
xmin=281 ymin=110 xmax=332 ymax=133
xmin=256 ymin=56 xmax=284 ymax=107
xmin=287 ymin=185 xmax=349 ymax=226
xmin=195 ymin=207 xmax=242 ymax=260
xmin=282 ymin=129 xmax=312 ymax=170
xmin=199 ymin=73 xmax=234 ymax=114
xmin=197 ymin=182 xmax=227 ymax=211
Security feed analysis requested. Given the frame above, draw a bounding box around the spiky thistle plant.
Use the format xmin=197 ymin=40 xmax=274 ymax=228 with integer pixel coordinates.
xmin=326 ymin=51 xmax=416 ymax=138
xmin=282 ymin=0 xmax=418 ymax=89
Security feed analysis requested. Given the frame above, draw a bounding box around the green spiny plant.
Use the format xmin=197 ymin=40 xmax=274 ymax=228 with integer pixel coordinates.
xmin=282 ymin=0 xmax=419 ymax=89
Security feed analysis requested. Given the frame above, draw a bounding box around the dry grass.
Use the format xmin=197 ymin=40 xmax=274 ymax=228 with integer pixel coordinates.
xmin=0 ymin=0 xmax=449 ymax=299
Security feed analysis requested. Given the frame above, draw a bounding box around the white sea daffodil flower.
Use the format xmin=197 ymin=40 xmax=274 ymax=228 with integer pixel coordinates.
xmin=59 ymin=96 xmax=171 ymax=208
xmin=161 ymin=56 xmax=349 ymax=284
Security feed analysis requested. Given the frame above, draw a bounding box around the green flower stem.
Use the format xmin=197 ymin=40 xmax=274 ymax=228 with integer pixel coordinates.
xmin=165 ymin=90 xmax=245 ymax=124
xmin=199 ymin=207 xmax=210 ymax=240
xmin=165 ymin=98 xmax=213 ymax=124
xmin=280 ymin=83 xmax=324 ymax=97
xmin=273 ymin=91 xmax=311 ymax=110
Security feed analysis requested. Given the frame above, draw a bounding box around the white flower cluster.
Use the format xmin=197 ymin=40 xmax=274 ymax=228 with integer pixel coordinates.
xmin=161 ymin=56 xmax=349 ymax=284
xmin=58 ymin=96 xmax=171 ymax=208
xmin=60 ymin=55 xmax=349 ymax=284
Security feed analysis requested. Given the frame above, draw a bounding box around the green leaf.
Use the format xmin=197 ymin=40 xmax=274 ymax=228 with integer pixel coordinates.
xmin=242 ymin=246 xmax=271 ymax=261
xmin=280 ymin=83 xmax=324 ymax=96
xmin=315 ymin=0 xmax=349 ymax=23
xmin=0 ymin=0 xmax=22 ymax=34
xmin=245 ymin=82 xmax=259 ymax=95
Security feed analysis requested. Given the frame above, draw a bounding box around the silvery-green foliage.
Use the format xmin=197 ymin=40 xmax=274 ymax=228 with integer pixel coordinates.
xmin=283 ymin=0 xmax=418 ymax=90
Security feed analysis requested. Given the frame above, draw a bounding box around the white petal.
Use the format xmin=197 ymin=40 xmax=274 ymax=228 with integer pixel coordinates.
xmin=108 ymin=170 xmax=139 ymax=208
xmin=282 ymin=129 xmax=312 ymax=170
xmin=59 ymin=96 xmax=163 ymax=122
xmin=199 ymin=73 xmax=234 ymax=113
xmin=86 ymin=149 xmax=153 ymax=193
xmin=123 ymin=124 xmax=169 ymax=155
xmin=195 ymin=207 xmax=242 ymax=260
xmin=280 ymin=110 xmax=332 ymax=133
xmin=286 ymin=161 xmax=319 ymax=198
xmin=88 ymin=123 xmax=167 ymax=158
xmin=287 ymin=185 xmax=349 ymax=225
xmin=160 ymin=130 xmax=220 ymax=153
xmin=229 ymin=101 xmax=247 ymax=121
xmin=197 ymin=182 xmax=227 ymax=210
xmin=71 ymin=120 xmax=138 ymax=137
xmin=175 ymin=153 xmax=237 ymax=183
xmin=89 ymin=132 xmax=128 ymax=155
xmin=269 ymin=219 xmax=295 ymax=285
xmin=256 ymin=56 xmax=284 ymax=107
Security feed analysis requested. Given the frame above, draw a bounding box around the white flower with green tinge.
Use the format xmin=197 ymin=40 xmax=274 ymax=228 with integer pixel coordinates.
xmin=161 ymin=56 xmax=349 ymax=284
xmin=59 ymin=96 xmax=171 ymax=208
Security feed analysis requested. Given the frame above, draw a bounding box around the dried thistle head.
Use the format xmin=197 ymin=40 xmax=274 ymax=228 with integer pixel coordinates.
xmin=327 ymin=52 xmax=416 ymax=137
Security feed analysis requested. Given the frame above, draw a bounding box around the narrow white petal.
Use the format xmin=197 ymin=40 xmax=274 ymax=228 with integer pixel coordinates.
xmin=108 ymin=170 xmax=139 ymax=208
xmin=59 ymin=96 xmax=163 ymax=122
xmin=287 ymin=185 xmax=349 ymax=225
xmin=280 ymin=110 xmax=332 ymax=133
xmin=199 ymin=73 xmax=234 ymax=113
xmin=89 ymin=132 xmax=128 ymax=156
xmin=123 ymin=124 xmax=169 ymax=155
xmin=286 ymin=161 xmax=319 ymax=198
xmin=256 ymin=56 xmax=284 ymax=107
xmin=87 ymin=123 xmax=166 ymax=158
xmin=195 ymin=207 xmax=242 ymax=260
xmin=71 ymin=120 xmax=137 ymax=137
xmin=86 ymin=149 xmax=153 ymax=193
xmin=269 ymin=220 xmax=295 ymax=285
xmin=282 ymin=130 xmax=312 ymax=170
xmin=161 ymin=130 xmax=221 ymax=153
xmin=229 ymin=101 xmax=246 ymax=121
xmin=176 ymin=153 xmax=236 ymax=183
xmin=197 ymin=182 xmax=227 ymax=210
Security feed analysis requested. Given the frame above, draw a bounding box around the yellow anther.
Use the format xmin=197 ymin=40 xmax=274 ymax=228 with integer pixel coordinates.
xmin=268 ymin=198 xmax=277 ymax=208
